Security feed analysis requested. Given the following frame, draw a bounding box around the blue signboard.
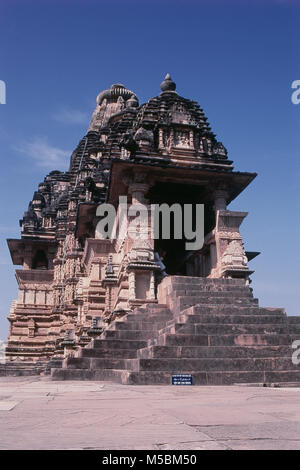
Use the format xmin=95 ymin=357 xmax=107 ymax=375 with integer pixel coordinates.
xmin=172 ymin=374 xmax=193 ymax=385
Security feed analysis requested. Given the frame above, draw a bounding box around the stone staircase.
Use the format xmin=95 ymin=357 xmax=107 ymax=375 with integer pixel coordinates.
xmin=51 ymin=276 xmax=300 ymax=385
xmin=52 ymin=304 xmax=172 ymax=382
xmin=0 ymin=361 xmax=46 ymax=377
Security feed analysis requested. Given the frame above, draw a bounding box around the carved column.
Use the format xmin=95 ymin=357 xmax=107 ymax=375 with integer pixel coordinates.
xmin=128 ymin=271 xmax=135 ymax=300
xmin=149 ymin=271 xmax=156 ymax=300
xmin=170 ymin=128 xmax=174 ymax=147
xmin=189 ymin=130 xmax=194 ymax=149
xmin=158 ymin=128 xmax=164 ymax=148
xmin=209 ymin=210 xmax=252 ymax=280
xmin=127 ymin=173 xmax=151 ymax=242
xmin=213 ymin=189 xmax=228 ymax=212
xmin=128 ymin=182 xmax=149 ymax=205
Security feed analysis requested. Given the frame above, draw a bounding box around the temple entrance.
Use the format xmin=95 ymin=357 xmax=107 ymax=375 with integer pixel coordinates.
xmin=148 ymin=182 xmax=215 ymax=276
xmin=155 ymin=238 xmax=187 ymax=275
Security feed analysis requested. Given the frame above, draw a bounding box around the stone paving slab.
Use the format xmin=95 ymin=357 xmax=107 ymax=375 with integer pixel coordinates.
xmin=0 ymin=401 xmax=18 ymax=411
xmin=0 ymin=377 xmax=300 ymax=450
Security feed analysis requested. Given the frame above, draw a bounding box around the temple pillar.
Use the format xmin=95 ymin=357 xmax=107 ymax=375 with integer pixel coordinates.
xmin=125 ymin=239 xmax=159 ymax=308
xmin=149 ymin=271 xmax=156 ymax=300
xmin=213 ymin=189 xmax=228 ymax=212
xmin=128 ymin=271 xmax=136 ymax=300
xmin=126 ymin=173 xmax=152 ymax=244
xmin=209 ymin=210 xmax=252 ymax=280
xmin=127 ymin=182 xmax=149 ymax=206
xmin=158 ymin=128 xmax=164 ymax=148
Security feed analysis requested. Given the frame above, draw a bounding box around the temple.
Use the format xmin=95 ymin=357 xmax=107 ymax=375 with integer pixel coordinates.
xmin=2 ymin=75 xmax=300 ymax=384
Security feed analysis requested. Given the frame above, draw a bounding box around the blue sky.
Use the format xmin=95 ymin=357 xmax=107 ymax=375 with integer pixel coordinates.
xmin=0 ymin=0 xmax=299 ymax=339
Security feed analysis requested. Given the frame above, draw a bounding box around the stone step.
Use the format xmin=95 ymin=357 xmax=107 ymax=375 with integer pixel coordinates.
xmin=160 ymin=323 xmax=288 ymax=336
xmin=170 ymin=313 xmax=287 ymax=325
xmin=91 ymin=338 xmax=147 ymax=350
xmin=91 ymin=358 xmax=138 ymax=370
xmin=44 ymin=357 xmax=63 ymax=374
xmin=174 ymin=290 xmax=253 ymax=298
xmin=137 ymin=344 xmax=292 ymax=359
xmin=173 ymin=287 xmax=253 ymax=295
xmin=125 ymin=311 xmax=172 ymax=322
xmin=209 ymin=334 xmax=292 ymax=347
xmin=0 ymin=364 xmax=45 ymax=377
xmin=102 ymin=329 xmax=157 ymax=340
xmin=124 ymin=370 xmax=300 ymax=386
xmin=133 ymin=357 xmax=298 ymax=372
xmin=152 ymin=333 xmax=291 ymax=347
xmin=62 ymin=357 xmax=91 ymax=369
xmin=78 ymin=348 xmax=138 ymax=359
xmin=62 ymin=357 xmax=137 ymax=370
xmin=51 ymin=366 xmax=300 ymax=386
xmin=168 ymin=276 xmax=245 ymax=286
xmin=176 ymin=297 xmax=258 ymax=310
xmin=260 ymin=370 xmax=300 ymax=384
xmin=51 ymin=367 xmax=127 ymax=383
xmin=152 ymin=333 xmax=209 ymax=347
xmin=175 ymin=294 xmax=254 ymax=304
xmin=133 ymin=304 xmax=169 ymax=313
xmin=109 ymin=320 xmax=167 ymax=331
xmin=182 ymin=305 xmax=282 ymax=316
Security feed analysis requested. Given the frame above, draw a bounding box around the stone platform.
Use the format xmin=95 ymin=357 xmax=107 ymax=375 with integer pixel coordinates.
xmin=1 ymin=376 xmax=300 ymax=450
xmin=51 ymin=277 xmax=300 ymax=385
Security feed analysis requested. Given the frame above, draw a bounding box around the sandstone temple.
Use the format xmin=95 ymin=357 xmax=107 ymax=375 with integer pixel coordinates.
xmin=2 ymin=75 xmax=300 ymax=384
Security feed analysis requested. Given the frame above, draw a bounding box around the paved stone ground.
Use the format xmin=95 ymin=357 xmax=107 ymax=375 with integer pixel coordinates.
xmin=0 ymin=376 xmax=300 ymax=450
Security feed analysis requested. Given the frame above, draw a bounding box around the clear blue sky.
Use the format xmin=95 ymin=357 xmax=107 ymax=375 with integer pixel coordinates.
xmin=0 ymin=0 xmax=299 ymax=339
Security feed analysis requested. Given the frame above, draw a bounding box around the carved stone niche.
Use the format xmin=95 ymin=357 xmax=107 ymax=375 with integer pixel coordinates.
xmin=174 ymin=129 xmax=191 ymax=149
xmin=161 ymin=128 xmax=171 ymax=149
xmin=127 ymin=239 xmax=154 ymax=264
xmin=220 ymin=240 xmax=249 ymax=275
xmin=134 ymin=127 xmax=154 ymax=148
xmin=28 ymin=319 xmax=35 ymax=338
xmin=212 ymin=141 xmax=227 ymax=158
xmin=126 ymin=239 xmax=158 ymax=303
xmin=170 ymin=103 xmax=192 ymax=125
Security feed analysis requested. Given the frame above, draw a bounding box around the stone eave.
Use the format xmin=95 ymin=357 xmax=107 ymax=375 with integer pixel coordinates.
xmin=133 ymin=149 xmax=233 ymax=171
xmin=245 ymin=251 xmax=260 ymax=262
xmin=7 ymin=238 xmax=58 ymax=266
xmin=15 ymin=269 xmax=54 ymax=284
xmin=108 ymin=159 xmax=257 ymax=206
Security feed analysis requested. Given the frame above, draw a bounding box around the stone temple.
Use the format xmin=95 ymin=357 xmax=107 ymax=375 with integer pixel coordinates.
xmin=2 ymin=75 xmax=300 ymax=384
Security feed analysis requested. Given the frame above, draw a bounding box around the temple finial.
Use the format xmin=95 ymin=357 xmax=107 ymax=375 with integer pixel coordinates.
xmin=160 ymin=73 xmax=176 ymax=93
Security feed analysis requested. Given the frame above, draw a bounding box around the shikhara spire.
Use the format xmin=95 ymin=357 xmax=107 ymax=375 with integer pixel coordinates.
xmin=19 ymin=74 xmax=230 ymax=240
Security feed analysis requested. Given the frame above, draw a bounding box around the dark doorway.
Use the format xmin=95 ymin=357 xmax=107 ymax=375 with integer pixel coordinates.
xmin=148 ymin=182 xmax=214 ymax=276
xmin=32 ymin=250 xmax=48 ymax=269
